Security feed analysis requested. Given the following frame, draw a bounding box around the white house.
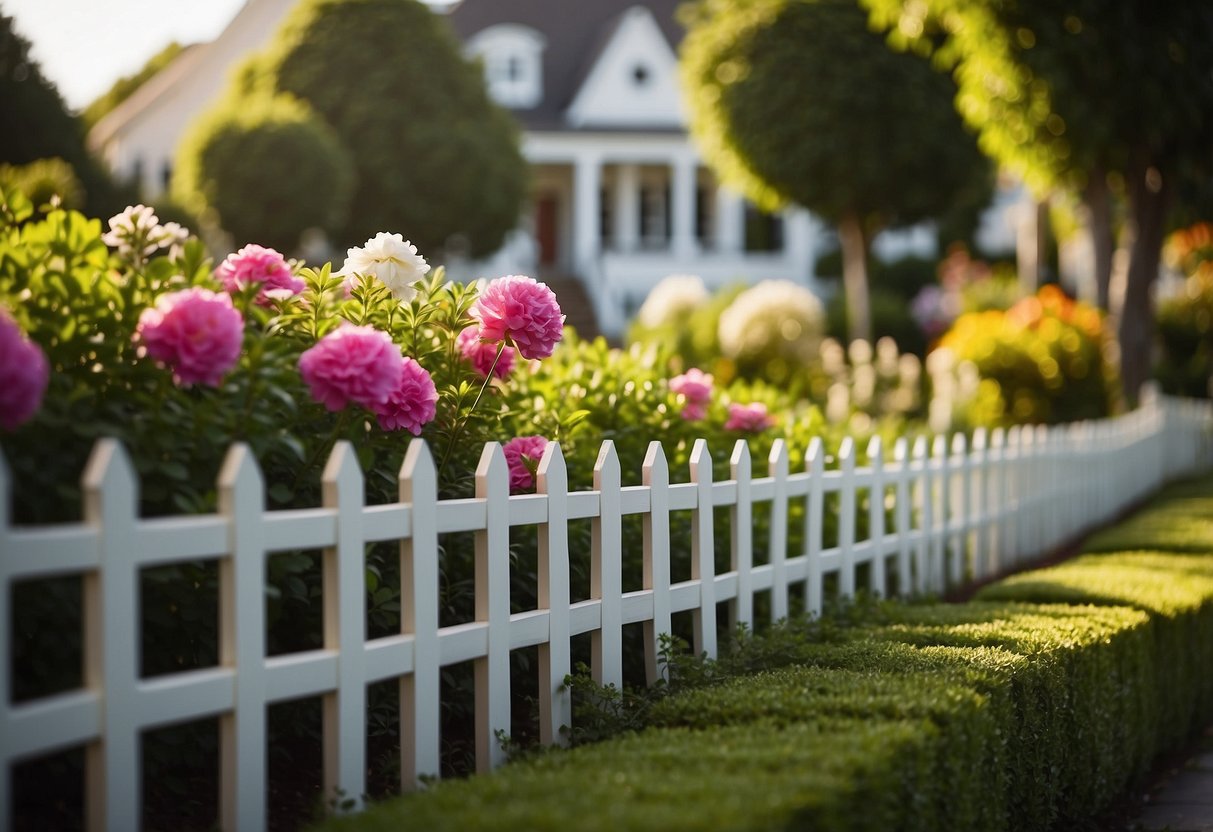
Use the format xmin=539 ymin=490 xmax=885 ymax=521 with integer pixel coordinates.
xmin=87 ymin=0 xmax=835 ymax=336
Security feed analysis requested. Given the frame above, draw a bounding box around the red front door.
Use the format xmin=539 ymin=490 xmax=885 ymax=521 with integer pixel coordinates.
xmin=536 ymin=196 xmax=558 ymax=267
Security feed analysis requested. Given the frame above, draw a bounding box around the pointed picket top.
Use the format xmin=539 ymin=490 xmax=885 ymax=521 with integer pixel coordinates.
xmin=805 ymin=436 xmax=823 ymax=473
xmin=911 ymin=435 xmax=929 ymax=462
xmin=769 ymin=439 xmax=789 ymax=478
xmin=931 ymin=433 xmax=948 ymax=460
xmin=83 ymin=438 xmax=138 ymax=523
xmin=837 ymin=436 xmax=855 ymax=472
xmin=643 ymin=441 xmax=668 ymax=487
xmin=990 ymin=427 xmax=1006 ymax=450
xmin=594 ymin=440 xmax=621 ymax=489
xmin=866 ymin=435 xmax=883 ymax=467
xmin=951 ymin=432 xmax=967 ymax=456
xmin=323 ymin=440 xmax=364 ymax=506
xmin=538 ymin=440 xmax=568 ymax=493
xmin=892 ymin=436 xmax=909 ymax=464
xmin=730 ymin=439 xmax=751 ymax=479
xmin=972 ymin=427 xmax=988 ymax=452
xmin=400 ymin=439 xmax=437 ymax=500
xmin=689 ymin=438 xmax=712 ymax=477
xmin=476 ymin=442 xmax=508 ymax=496
xmin=218 ymin=442 xmax=265 ymax=511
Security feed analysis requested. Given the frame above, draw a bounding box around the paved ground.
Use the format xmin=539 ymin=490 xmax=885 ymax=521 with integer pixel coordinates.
xmin=1131 ymin=725 xmax=1213 ymax=831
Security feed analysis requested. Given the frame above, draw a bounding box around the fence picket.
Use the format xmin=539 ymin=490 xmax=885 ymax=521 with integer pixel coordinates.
xmin=537 ymin=442 xmax=572 ymax=745
xmin=932 ymin=435 xmax=950 ymax=592
xmin=838 ymin=438 xmax=856 ymax=599
xmin=971 ymin=428 xmax=990 ymax=581
xmin=768 ymin=440 xmax=790 ymax=621
xmin=592 ymin=441 xmax=624 ymax=688
xmin=911 ymin=436 xmax=931 ymax=595
xmin=82 ymin=440 xmax=141 ymax=832
xmin=689 ymin=440 xmax=718 ymax=659
xmin=951 ymin=433 xmax=969 ymax=587
xmin=642 ymin=442 xmax=671 ymax=685
xmin=730 ymin=441 xmax=754 ymax=630
xmin=473 ymin=443 xmax=511 ymax=773
xmin=867 ymin=436 xmax=886 ymax=599
xmin=399 ymin=441 xmax=440 ymax=788
xmin=892 ymin=438 xmax=912 ymax=599
xmin=805 ymin=438 xmax=825 ymax=617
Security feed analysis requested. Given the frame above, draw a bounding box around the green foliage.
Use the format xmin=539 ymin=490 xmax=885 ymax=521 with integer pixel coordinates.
xmin=0 ymin=156 xmax=84 ymax=212
xmin=1154 ymin=223 xmax=1213 ymax=397
xmin=174 ymin=92 xmax=354 ymax=252
xmin=82 ymin=41 xmax=184 ymax=128
xmin=933 ymin=285 xmax=1115 ymax=426
xmin=235 ymin=0 xmax=528 ymax=255
xmin=679 ymin=0 xmax=989 ymax=231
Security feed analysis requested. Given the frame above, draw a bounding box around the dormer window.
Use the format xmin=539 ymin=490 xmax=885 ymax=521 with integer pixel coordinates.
xmin=467 ymin=25 xmax=546 ymax=109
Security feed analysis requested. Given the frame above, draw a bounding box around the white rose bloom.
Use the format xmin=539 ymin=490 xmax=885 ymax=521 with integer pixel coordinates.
xmin=636 ymin=274 xmax=709 ymax=329
xmin=717 ymin=279 xmax=825 ymax=365
xmin=336 ymin=232 xmax=430 ymax=301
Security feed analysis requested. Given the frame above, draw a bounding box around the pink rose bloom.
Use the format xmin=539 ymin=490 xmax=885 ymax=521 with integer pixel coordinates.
xmin=373 ymin=357 xmax=438 ymax=434
xmin=215 ymin=244 xmax=304 ymax=304
xmin=502 ymin=435 xmax=548 ymax=492
xmin=670 ymin=368 xmax=713 ymax=421
xmin=299 ymin=325 xmax=403 ymax=411
xmin=725 ymin=402 xmax=775 ymax=433
xmin=136 ymin=288 xmax=244 ymax=387
xmin=470 ymin=275 xmax=564 ymax=360
xmin=456 ymin=326 xmax=516 ymax=379
xmin=0 ymin=312 xmax=50 ymax=431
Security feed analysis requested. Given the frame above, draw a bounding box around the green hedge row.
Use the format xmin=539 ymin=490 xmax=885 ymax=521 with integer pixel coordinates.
xmin=316 ymin=476 xmax=1213 ymax=832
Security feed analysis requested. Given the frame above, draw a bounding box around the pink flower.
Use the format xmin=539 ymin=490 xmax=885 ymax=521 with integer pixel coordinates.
xmin=373 ymin=357 xmax=438 ymax=434
xmin=502 ymin=435 xmax=549 ymax=492
xmin=215 ymin=244 xmax=304 ymax=304
xmin=670 ymin=368 xmax=713 ymax=421
xmin=470 ymin=275 xmax=564 ymax=360
xmin=298 ymin=325 xmax=403 ymax=411
xmin=135 ymin=288 xmax=244 ymax=387
xmin=725 ymin=402 xmax=775 ymax=433
xmin=457 ymin=326 xmax=516 ymax=379
xmin=0 ymin=312 xmax=49 ymax=431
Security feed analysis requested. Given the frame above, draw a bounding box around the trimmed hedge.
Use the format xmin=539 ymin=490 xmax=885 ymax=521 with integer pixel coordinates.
xmin=314 ymin=476 xmax=1213 ymax=832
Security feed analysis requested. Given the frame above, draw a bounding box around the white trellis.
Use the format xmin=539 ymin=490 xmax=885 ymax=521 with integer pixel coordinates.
xmin=1 ymin=392 xmax=1211 ymax=831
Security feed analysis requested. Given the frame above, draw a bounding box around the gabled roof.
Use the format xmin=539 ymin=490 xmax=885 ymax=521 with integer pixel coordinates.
xmin=443 ymin=0 xmax=687 ymax=131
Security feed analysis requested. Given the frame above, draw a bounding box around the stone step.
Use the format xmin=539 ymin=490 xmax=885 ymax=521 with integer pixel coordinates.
xmin=541 ymin=275 xmax=601 ymax=342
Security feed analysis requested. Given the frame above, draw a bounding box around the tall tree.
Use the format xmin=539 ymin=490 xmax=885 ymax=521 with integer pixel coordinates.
xmin=680 ymin=0 xmax=991 ymax=343
xmin=863 ymin=0 xmax=1213 ymax=401
xmin=214 ymin=0 xmax=529 ymax=257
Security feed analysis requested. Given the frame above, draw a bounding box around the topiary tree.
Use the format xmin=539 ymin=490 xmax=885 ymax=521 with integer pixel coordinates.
xmin=174 ymin=92 xmax=354 ymax=252
xmin=680 ymin=0 xmax=992 ymax=344
xmin=224 ymin=0 xmax=528 ymax=257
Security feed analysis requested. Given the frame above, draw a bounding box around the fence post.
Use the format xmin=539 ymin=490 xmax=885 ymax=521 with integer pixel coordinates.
xmin=730 ymin=440 xmax=754 ymax=631
xmin=537 ymin=442 xmax=572 ymax=744
xmin=768 ymin=440 xmax=790 ymax=621
xmin=866 ymin=436 xmax=886 ymax=599
xmin=321 ymin=442 xmax=367 ymax=814
xmin=592 ymin=442 xmax=623 ymax=688
xmin=805 ymin=438 xmax=825 ymax=616
xmin=689 ymin=440 xmax=717 ymax=660
xmin=642 ymin=442 xmax=672 ymax=686
xmin=399 ymin=441 xmax=440 ymax=788
xmin=473 ymin=443 xmax=511 ymax=773
xmin=82 ymin=440 xmax=141 ymax=832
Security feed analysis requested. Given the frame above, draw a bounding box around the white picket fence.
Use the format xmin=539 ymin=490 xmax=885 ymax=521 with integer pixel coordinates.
xmin=2 ymin=391 xmax=1212 ymax=831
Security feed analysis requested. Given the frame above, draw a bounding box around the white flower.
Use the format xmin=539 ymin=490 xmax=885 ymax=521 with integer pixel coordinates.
xmin=635 ymin=274 xmax=709 ymax=329
xmin=335 ymin=232 xmax=430 ymax=301
xmin=100 ymin=204 xmax=190 ymax=261
xmin=717 ymin=279 xmax=825 ymax=365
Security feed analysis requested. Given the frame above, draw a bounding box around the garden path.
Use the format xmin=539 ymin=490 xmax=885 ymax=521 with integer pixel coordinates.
xmin=1131 ymin=724 xmax=1213 ymax=831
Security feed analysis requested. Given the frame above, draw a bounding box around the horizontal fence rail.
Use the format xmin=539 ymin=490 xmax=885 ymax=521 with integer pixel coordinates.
xmin=2 ymin=392 xmax=1212 ymax=831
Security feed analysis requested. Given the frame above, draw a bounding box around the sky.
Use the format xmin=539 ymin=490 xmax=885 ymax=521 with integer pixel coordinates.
xmin=3 ymin=0 xmax=248 ymax=111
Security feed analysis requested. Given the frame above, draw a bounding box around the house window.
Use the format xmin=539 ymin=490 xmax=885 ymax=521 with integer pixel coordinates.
xmin=160 ymin=161 xmax=173 ymax=193
xmin=744 ymin=203 xmax=785 ymax=253
xmin=600 ymin=186 xmax=613 ymax=245
xmin=130 ymin=157 xmax=144 ymax=192
xmin=640 ymin=182 xmax=669 ymax=248
xmin=467 ymin=25 xmax=546 ymax=109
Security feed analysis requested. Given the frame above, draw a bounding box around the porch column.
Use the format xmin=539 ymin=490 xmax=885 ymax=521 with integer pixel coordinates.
xmin=671 ymin=154 xmax=698 ymax=262
xmin=573 ymin=154 xmax=603 ymax=275
xmin=783 ymin=207 xmax=816 ymax=283
xmin=613 ymin=163 xmax=640 ymax=253
xmin=714 ymin=185 xmax=744 ymax=254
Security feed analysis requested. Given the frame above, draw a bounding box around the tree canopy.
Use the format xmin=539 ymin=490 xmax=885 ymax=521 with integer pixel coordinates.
xmin=680 ymin=0 xmax=991 ymax=342
xmin=196 ymin=0 xmax=529 ymax=258
xmin=862 ymin=0 xmax=1213 ymax=401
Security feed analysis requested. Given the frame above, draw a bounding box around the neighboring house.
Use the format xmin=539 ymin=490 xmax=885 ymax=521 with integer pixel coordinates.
xmin=86 ymin=0 xmax=885 ymax=336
